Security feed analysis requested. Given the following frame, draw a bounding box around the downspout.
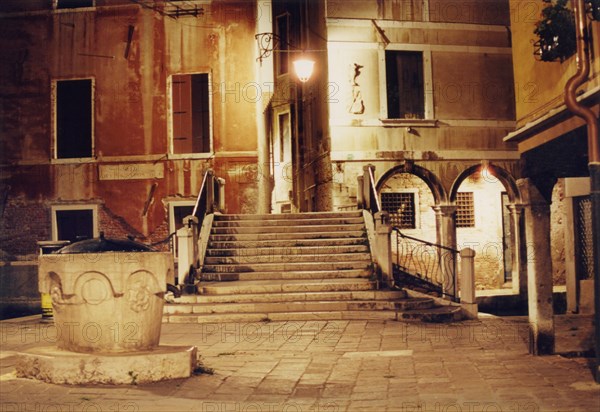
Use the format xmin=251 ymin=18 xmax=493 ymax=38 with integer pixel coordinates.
xmin=564 ymin=0 xmax=600 ymax=383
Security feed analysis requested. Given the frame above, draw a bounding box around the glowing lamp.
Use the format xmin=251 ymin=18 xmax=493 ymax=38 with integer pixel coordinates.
xmin=293 ymin=58 xmax=315 ymax=83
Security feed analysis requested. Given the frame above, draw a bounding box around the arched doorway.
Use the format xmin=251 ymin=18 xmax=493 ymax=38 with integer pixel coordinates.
xmin=450 ymin=164 xmax=522 ymax=292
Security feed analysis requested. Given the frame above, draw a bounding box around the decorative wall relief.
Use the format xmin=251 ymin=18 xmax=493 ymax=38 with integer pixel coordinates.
xmin=348 ymin=63 xmax=365 ymax=114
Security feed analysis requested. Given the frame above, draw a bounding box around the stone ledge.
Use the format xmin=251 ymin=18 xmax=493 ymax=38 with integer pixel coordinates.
xmin=16 ymin=345 xmax=197 ymax=385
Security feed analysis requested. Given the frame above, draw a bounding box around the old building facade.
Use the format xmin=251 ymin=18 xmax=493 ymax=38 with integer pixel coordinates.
xmin=262 ymin=0 xmax=522 ymax=291
xmin=0 ymin=0 xmax=261 ymax=259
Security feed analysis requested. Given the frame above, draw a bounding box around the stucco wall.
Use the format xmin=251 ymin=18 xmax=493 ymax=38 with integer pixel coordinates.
xmin=508 ymin=0 xmax=600 ymax=127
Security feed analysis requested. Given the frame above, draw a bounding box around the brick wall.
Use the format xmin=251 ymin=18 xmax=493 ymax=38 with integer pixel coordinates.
xmin=0 ymin=198 xmax=49 ymax=258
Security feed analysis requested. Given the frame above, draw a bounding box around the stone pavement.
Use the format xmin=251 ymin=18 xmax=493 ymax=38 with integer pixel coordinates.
xmin=1 ymin=315 xmax=599 ymax=412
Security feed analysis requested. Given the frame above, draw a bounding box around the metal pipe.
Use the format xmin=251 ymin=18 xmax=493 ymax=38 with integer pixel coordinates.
xmin=565 ymin=0 xmax=600 ymax=163
xmin=564 ymin=0 xmax=600 ymax=383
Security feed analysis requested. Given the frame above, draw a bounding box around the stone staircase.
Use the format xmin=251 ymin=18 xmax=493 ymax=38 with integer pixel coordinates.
xmin=163 ymin=211 xmax=462 ymax=323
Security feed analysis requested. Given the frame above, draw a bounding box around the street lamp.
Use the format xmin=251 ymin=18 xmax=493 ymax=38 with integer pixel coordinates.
xmin=292 ymin=58 xmax=314 ymax=83
xmin=255 ymin=32 xmax=315 ymax=83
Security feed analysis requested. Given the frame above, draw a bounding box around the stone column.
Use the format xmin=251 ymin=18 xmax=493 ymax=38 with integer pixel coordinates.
xmin=519 ymin=179 xmax=554 ymax=355
xmin=177 ymin=215 xmax=199 ymax=288
xmin=460 ymin=248 xmax=478 ymax=319
xmin=507 ymin=204 xmax=525 ymax=295
xmin=433 ymin=204 xmax=458 ymax=297
xmin=374 ymin=211 xmax=393 ymax=289
xmin=217 ymin=177 xmax=226 ymax=213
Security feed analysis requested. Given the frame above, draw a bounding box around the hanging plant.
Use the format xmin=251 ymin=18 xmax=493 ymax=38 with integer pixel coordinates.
xmin=586 ymin=0 xmax=600 ymax=21
xmin=533 ymin=0 xmax=576 ymax=62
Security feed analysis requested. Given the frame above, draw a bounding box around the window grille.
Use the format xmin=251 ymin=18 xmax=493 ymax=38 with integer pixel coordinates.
xmin=381 ymin=192 xmax=416 ymax=229
xmin=455 ymin=192 xmax=475 ymax=228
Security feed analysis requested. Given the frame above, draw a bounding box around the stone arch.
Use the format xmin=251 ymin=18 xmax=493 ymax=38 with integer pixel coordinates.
xmin=376 ymin=162 xmax=448 ymax=204
xmin=449 ymin=163 xmax=521 ymax=203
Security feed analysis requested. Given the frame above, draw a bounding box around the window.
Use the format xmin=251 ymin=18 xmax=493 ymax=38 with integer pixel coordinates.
xmin=56 ymin=0 xmax=94 ymax=9
xmin=55 ymin=79 xmax=93 ymax=159
xmin=51 ymin=205 xmax=98 ymax=243
xmin=381 ymin=192 xmax=416 ymax=229
xmin=275 ymin=14 xmax=289 ymax=75
xmin=385 ymin=51 xmax=424 ymax=119
xmin=455 ymin=192 xmax=475 ymax=228
xmin=171 ymin=73 xmax=211 ymax=154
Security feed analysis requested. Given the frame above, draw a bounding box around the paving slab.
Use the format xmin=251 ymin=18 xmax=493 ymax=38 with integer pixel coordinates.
xmin=0 ymin=315 xmax=599 ymax=411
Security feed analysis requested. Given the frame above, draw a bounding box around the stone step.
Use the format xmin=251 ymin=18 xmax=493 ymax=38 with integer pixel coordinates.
xmin=174 ymin=290 xmax=408 ymax=304
xmin=208 ymin=230 xmax=366 ymax=242
xmin=163 ymin=306 xmax=461 ymax=323
xmin=202 ymin=260 xmax=371 ymax=273
xmin=212 ymin=217 xmax=365 ymax=228
xmin=164 ymin=298 xmax=435 ymax=315
xmin=201 ymin=269 xmax=370 ymax=282
xmin=208 ymin=238 xmax=367 ymax=249
xmin=211 ymin=224 xmax=365 ymax=235
xmin=204 ymin=252 xmax=372 ymax=265
xmin=199 ymin=279 xmax=377 ymax=295
xmin=206 ymin=244 xmax=369 ymax=257
xmin=215 ymin=211 xmax=363 ymax=221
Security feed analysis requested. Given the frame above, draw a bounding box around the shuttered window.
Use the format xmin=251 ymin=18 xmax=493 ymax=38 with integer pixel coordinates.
xmin=172 ymin=73 xmax=211 ymax=154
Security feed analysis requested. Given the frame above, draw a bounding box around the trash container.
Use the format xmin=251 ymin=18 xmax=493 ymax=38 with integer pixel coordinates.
xmin=37 ymin=241 xmax=70 ymax=322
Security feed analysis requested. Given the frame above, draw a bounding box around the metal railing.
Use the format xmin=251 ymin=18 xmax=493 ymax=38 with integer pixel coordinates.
xmin=391 ymin=227 xmax=459 ymax=302
xmin=191 ymin=169 xmax=224 ymax=227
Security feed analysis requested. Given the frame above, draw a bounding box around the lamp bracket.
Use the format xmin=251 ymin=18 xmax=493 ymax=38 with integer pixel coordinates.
xmin=255 ymin=32 xmax=283 ymax=64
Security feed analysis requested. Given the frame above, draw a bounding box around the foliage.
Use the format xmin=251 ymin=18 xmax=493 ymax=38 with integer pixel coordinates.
xmin=533 ymin=0 xmax=576 ymax=62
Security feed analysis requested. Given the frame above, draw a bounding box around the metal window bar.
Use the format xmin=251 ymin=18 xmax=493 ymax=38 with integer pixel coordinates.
xmin=381 ymin=192 xmax=416 ymax=229
xmin=455 ymin=192 xmax=475 ymax=228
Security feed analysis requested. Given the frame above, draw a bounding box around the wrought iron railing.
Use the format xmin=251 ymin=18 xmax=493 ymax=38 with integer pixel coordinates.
xmin=391 ymin=227 xmax=459 ymax=302
xmin=192 ymin=169 xmax=224 ymax=227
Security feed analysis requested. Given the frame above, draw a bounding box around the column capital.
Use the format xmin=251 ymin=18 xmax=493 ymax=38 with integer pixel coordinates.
xmin=506 ymin=203 xmax=525 ymax=214
xmin=432 ymin=204 xmax=457 ymax=216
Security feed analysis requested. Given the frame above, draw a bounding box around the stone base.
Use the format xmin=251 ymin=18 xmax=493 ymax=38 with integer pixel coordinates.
xmin=16 ymin=345 xmax=197 ymax=385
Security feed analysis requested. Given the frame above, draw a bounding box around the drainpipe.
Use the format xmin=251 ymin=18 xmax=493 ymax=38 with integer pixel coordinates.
xmin=564 ymin=0 xmax=600 ymax=383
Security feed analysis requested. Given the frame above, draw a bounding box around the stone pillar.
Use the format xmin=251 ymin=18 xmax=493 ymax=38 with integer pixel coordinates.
xmin=374 ymin=211 xmax=393 ymax=289
xmin=460 ymin=248 xmax=478 ymax=319
xmin=177 ymin=215 xmax=199 ymax=286
xmin=507 ymin=204 xmax=525 ymax=295
xmin=519 ymin=179 xmax=554 ymax=355
xmin=217 ymin=177 xmax=226 ymax=213
xmin=433 ymin=204 xmax=458 ymax=297
xmin=357 ymin=175 xmax=364 ymax=209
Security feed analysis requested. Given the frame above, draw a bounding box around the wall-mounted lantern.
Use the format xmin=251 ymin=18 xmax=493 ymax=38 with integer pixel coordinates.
xmin=255 ymin=32 xmax=315 ymax=83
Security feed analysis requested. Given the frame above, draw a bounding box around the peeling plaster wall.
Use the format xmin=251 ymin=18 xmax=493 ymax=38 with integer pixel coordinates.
xmin=0 ymin=2 xmax=260 ymax=257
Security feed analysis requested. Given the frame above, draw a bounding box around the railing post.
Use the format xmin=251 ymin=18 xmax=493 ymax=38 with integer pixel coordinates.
xmin=460 ymin=248 xmax=478 ymax=319
xmin=374 ymin=211 xmax=393 ymax=289
xmin=363 ymin=164 xmax=375 ymax=210
xmin=357 ymin=175 xmax=364 ymax=209
xmin=217 ymin=177 xmax=226 ymax=213
xmin=177 ymin=215 xmax=199 ymax=293
xmin=206 ymin=169 xmax=215 ymax=213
